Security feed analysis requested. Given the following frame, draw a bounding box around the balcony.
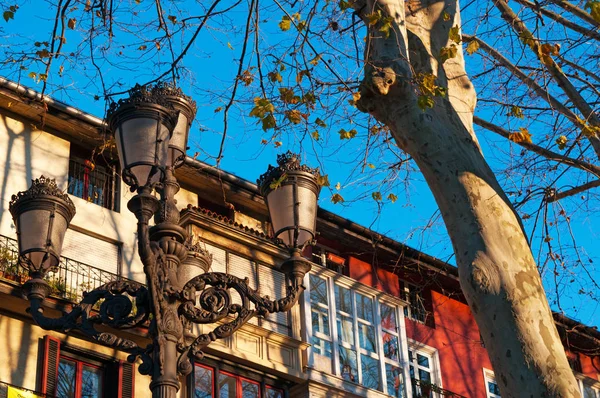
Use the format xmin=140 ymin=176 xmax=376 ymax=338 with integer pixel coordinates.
xmin=0 ymin=234 xmax=128 ymax=302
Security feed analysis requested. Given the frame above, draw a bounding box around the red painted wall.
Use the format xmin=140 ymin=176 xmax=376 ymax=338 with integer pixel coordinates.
xmin=405 ymin=290 xmax=492 ymax=397
xmin=347 ymin=255 xmax=600 ymax=395
xmin=348 ymin=256 xmax=400 ymax=297
xmin=579 ymin=352 xmax=599 ymax=379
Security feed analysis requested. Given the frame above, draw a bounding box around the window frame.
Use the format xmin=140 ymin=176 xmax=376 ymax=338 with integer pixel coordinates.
xmin=303 ymin=266 xmax=411 ymax=397
xmin=407 ymin=340 xmax=443 ymax=398
xmin=57 ymin=354 xmax=104 ymax=398
xmin=190 ymin=361 xmax=286 ymax=398
xmin=41 ymin=336 xmax=134 ymax=398
xmin=577 ymin=375 xmax=600 ymax=398
xmin=482 ymin=368 xmax=501 ymax=398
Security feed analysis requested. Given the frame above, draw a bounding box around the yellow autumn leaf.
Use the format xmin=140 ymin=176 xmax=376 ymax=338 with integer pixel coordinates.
xmin=466 ymin=40 xmax=479 ymax=55
xmin=508 ymin=128 xmax=532 ymax=144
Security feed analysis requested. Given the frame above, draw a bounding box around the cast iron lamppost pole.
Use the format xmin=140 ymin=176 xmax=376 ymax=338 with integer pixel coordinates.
xmin=8 ymin=83 xmax=321 ymax=398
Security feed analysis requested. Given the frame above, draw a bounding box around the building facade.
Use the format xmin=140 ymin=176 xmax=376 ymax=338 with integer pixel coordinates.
xmin=0 ymin=78 xmax=598 ymax=398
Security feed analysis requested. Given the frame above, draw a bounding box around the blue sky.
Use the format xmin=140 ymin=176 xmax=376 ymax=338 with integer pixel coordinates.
xmin=2 ymin=0 xmax=599 ymax=327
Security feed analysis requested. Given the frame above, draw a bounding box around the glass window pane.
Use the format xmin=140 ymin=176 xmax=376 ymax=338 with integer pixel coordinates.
xmin=361 ymin=354 xmax=381 ymax=391
xmin=219 ymin=373 xmax=237 ymax=398
xmin=57 ymin=359 xmax=77 ymax=398
xmin=339 ymin=347 xmax=358 ymax=383
xmin=194 ymin=366 xmax=213 ymax=398
xmin=312 ymin=307 xmax=330 ymax=336
xmin=310 ymin=275 xmax=328 ymax=305
xmin=418 ymin=369 xmax=431 ymax=382
xmin=266 ymin=387 xmax=284 ymax=398
xmin=386 ymin=364 xmax=404 ymax=397
xmin=241 ymin=380 xmax=259 ymax=398
xmin=312 ymin=336 xmax=332 ymax=358
xmin=335 ymin=284 xmax=352 ymax=314
xmin=358 ymin=323 xmax=377 ymax=353
xmin=337 ymin=315 xmax=355 ymax=345
xmin=356 ymin=293 xmax=374 ymax=322
xmin=488 ymin=380 xmax=501 ymax=396
xmin=382 ymin=332 xmax=399 ymax=361
xmin=417 ymin=353 xmax=430 ymax=368
xmin=81 ymin=366 xmax=102 ymax=398
xmin=380 ymin=303 xmax=397 ymax=331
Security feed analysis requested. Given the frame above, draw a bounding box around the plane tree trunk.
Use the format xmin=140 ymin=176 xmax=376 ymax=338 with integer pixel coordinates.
xmin=352 ymin=0 xmax=580 ymax=395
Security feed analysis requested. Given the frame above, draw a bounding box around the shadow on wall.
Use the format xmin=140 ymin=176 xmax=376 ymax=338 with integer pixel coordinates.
xmin=0 ymin=315 xmax=35 ymax=389
xmin=0 ymin=114 xmax=32 ymax=229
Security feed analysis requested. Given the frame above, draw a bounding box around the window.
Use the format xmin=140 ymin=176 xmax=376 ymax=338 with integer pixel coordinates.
xmin=57 ymin=357 xmax=103 ymax=398
xmin=307 ymin=272 xmax=407 ymax=396
xmin=68 ymin=145 xmax=119 ymax=211
xmin=579 ymin=379 xmax=600 ymax=398
xmin=41 ymin=336 xmax=134 ymax=398
xmin=310 ymin=274 xmax=333 ymax=358
xmin=401 ymin=281 xmax=428 ymax=323
xmin=409 ymin=349 xmax=435 ymax=397
xmin=191 ymin=363 xmax=284 ymax=398
xmin=483 ymin=369 xmax=500 ymax=398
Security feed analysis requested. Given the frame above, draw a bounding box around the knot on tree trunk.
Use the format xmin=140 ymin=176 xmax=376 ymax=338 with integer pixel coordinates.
xmin=357 ymin=59 xmax=411 ymax=114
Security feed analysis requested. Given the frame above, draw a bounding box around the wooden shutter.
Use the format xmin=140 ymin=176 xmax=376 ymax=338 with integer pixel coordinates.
xmin=258 ymin=264 xmax=289 ymax=335
xmin=203 ymin=243 xmax=227 ymax=273
xmin=228 ymin=253 xmax=258 ymax=325
xmin=40 ymin=336 xmax=61 ymax=395
xmin=118 ymin=360 xmax=135 ymax=398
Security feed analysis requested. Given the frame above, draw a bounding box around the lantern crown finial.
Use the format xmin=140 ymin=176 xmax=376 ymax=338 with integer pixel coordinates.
xmin=151 ymin=81 xmax=197 ymax=118
xmin=108 ymin=83 xmax=172 ymax=114
xmin=257 ymin=151 xmax=320 ymax=195
xmin=9 ymin=176 xmax=76 ymax=218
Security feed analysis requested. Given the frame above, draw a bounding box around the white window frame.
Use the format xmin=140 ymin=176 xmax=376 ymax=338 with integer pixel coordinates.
xmin=309 ymin=273 xmax=333 ymax=360
xmin=578 ymin=376 xmax=600 ymax=398
xmin=482 ymin=368 xmax=501 ymax=398
xmin=407 ymin=340 xmax=443 ymax=398
xmin=303 ymin=265 xmax=412 ymax=397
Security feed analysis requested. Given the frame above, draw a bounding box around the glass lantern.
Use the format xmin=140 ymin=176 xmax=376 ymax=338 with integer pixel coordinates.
xmin=107 ymin=84 xmax=179 ymax=189
xmin=150 ymin=82 xmax=197 ymax=168
xmin=258 ymin=152 xmax=321 ymax=249
xmin=8 ymin=176 xmax=76 ymax=276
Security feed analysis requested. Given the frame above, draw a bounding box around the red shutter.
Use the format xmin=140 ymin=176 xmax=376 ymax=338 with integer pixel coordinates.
xmin=118 ymin=360 xmax=135 ymax=398
xmin=41 ymin=336 xmax=61 ymax=395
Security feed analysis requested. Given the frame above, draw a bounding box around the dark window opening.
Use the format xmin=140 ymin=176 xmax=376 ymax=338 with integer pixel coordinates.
xmin=68 ymin=144 xmax=120 ymax=212
xmin=311 ymin=245 xmax=347 ymax=275
xmin=401 ymin=281 xmax=429 ymax=324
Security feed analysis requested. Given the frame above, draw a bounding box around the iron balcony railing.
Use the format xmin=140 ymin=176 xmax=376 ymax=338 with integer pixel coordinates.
xmin=68 ymin=157 xmax=119 ymax=211
xmin=0 ymin=234 xmax=132 ymax=302
xmin=411 ymin=378 xmax=467 ymax=398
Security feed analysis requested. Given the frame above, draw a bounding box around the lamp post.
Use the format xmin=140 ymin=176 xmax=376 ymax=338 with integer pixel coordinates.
xmin=9 ymin=82 xmax=320 ymax=398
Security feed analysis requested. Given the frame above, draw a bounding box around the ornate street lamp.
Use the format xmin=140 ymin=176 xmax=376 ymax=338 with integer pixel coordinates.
xmin=9 ymin=83 xmax=320 ymax=398
xmin=258 ymin=151 xmax=320 ymax=288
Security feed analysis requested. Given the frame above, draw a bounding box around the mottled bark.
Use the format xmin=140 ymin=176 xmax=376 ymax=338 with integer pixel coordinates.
xmin=353 ymin=0 xmax=580 ymax=396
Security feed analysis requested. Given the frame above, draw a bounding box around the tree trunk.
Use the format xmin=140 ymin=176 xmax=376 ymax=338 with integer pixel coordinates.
xmin=353 ymin=0 xmax=580 ymax=395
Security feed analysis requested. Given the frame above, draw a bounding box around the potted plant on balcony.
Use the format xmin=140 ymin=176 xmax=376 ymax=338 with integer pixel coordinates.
xmin=48 ymin=277 xmax=78 ymax=301
xmin=0 ymin=247 xmax=24 ymax=282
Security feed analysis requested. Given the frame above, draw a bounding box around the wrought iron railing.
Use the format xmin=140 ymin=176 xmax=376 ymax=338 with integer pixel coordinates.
xmin=411 ymin=378 xmax=467 ymax=398
xmin=0 ymin=234 xmax=131 ymax=302
xmin=68 ymin=157 xmax=119 ymax=211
